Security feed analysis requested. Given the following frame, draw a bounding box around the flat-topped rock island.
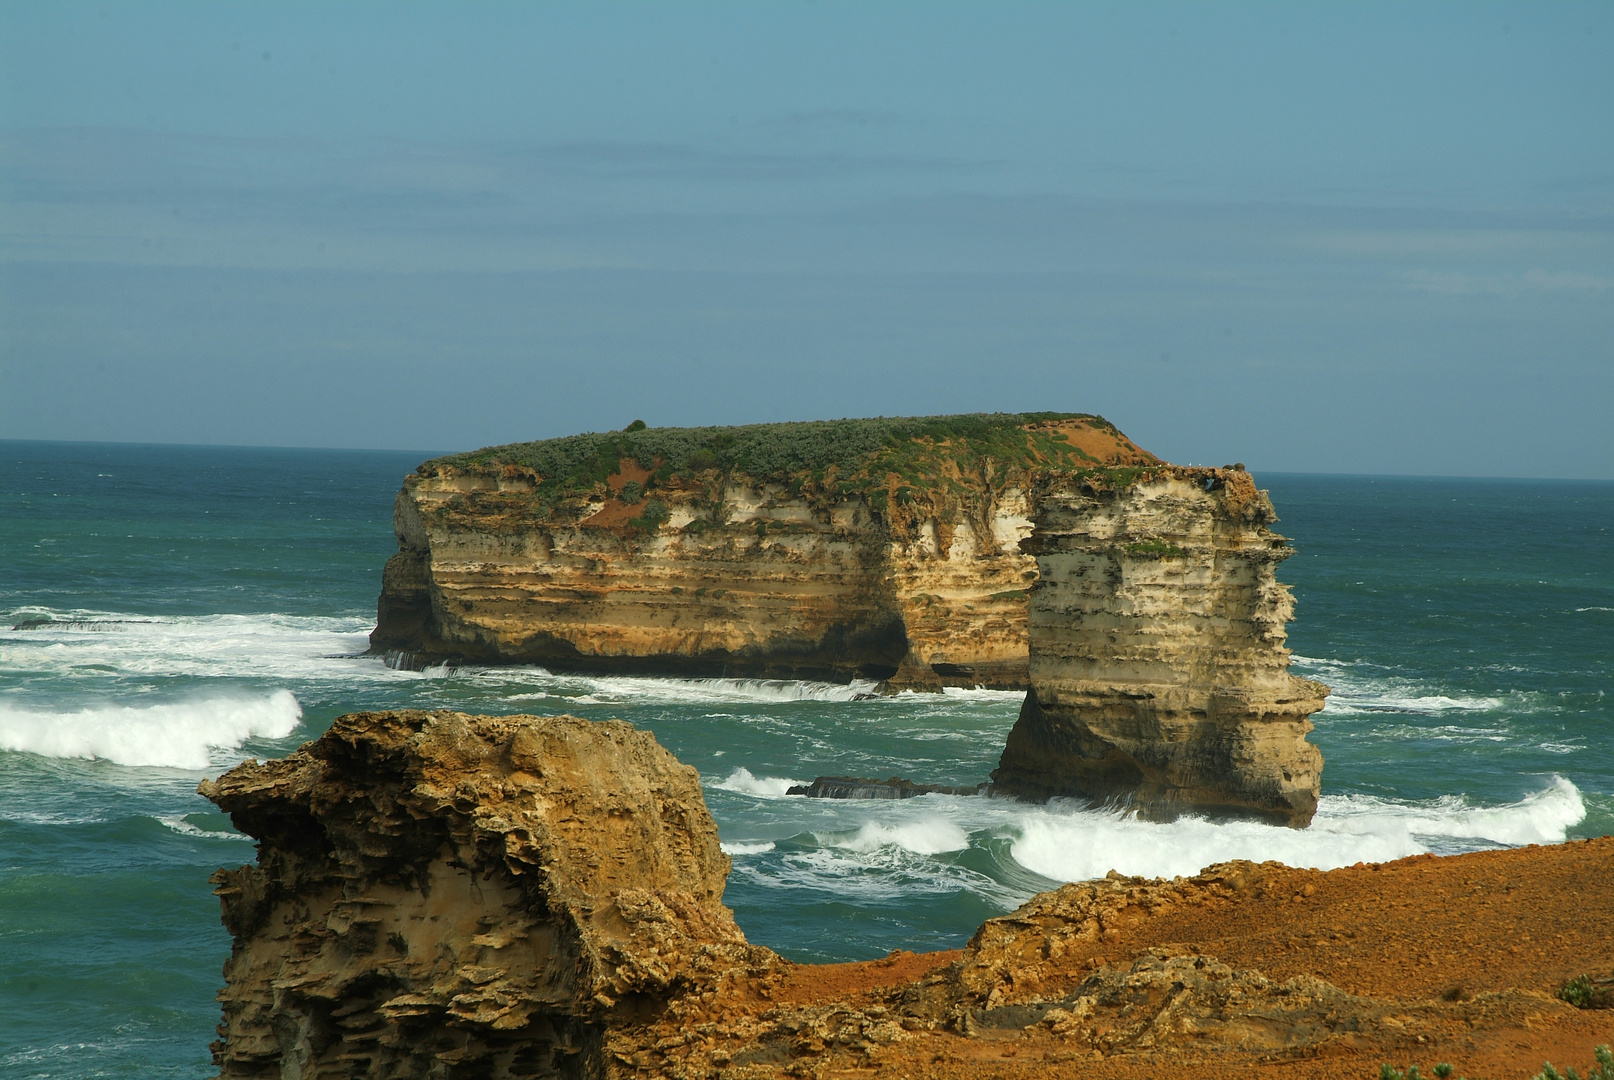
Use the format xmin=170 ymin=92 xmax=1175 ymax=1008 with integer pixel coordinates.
xmin=369 ymin=413 xmax=1158 ymax=689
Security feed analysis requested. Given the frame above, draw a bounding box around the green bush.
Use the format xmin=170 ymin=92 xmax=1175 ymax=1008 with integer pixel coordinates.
xmin=1376 ymin=1045 xmax=1614 ymax=1080
xmin=628 ymin=499 xmax=669 ymax=533
xmin=1536 ymin=1045 xmax=1614 ymax=1080
xmin=1559 ymin=974 xmax=1613 ymax=1009
xmin=1122 ymin=538 xmax=1190 ymax=559
xmin=620 ymin=480 xmax=644 ymax=505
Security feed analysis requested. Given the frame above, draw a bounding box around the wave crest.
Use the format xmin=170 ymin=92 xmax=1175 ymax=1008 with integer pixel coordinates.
xmin=1009 ymin=776 xmax=1586 ymax=883
xmin=0 ymin=690 xmax=303 ymax=770
xmin=712 ymin=767 xmax=804 ymax=798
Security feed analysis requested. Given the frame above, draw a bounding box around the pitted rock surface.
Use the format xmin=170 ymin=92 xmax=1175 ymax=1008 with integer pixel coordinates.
xmin=201 ymin=709 xmax=775 ymax=1079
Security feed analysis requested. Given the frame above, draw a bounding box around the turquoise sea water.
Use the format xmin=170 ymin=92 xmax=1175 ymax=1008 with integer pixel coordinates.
xmin=2 ymin=440 xmax=1610 ymax=1078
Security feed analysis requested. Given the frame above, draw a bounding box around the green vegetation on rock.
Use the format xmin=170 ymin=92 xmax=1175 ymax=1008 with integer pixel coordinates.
xmin=1122 ymin=538 xmax=1190 ymax=559
xmin=429 ymin=412 xmax=1150 ymax=514
xmin=1558 ymin=973 xmax=1614 ymax=1009
xmin=1376 ymin=1046 xmax=1614 ymax=1080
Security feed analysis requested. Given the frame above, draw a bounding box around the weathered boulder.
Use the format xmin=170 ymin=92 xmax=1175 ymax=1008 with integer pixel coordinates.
xmin=199 ymin=709 xmax=774 ymax=1079
xmin=991 ymin=467 xmax=1327 ymax=825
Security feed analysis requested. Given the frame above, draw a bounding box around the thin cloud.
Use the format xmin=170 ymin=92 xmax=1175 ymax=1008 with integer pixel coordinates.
xmin=1399 ymin=268 xmax=1614 ymax=296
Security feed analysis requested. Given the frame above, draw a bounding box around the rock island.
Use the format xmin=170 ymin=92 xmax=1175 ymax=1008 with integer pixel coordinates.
xmin=369 ymin=413 xmax=1157 ymax=688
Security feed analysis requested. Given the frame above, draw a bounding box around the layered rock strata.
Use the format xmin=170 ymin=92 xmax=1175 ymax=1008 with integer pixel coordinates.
xmin=370 ymin=414 xmax=1157 ymax=688
xmin=991 ymin=467 xmax=1327 ymax=824
xmin=199 ymin=709 xmax=774 ymax=1080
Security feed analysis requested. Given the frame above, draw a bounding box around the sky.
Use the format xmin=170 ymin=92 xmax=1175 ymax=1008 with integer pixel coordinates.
xmin=1 ymin=2 xmax=1611 ymax=477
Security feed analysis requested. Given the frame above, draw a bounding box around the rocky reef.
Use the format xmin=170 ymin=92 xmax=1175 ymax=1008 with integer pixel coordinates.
xmin=369 ymin=413 xmax=1157 ymax=688
xmin=203 ymin=710 xmax=1614 ymax=1080
xmin=992 ymin=466 xmax=1328 ymax=825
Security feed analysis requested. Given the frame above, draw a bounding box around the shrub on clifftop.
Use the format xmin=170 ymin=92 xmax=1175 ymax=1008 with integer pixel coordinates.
xmin=428 ymin=412 xmax=1158 ymax=513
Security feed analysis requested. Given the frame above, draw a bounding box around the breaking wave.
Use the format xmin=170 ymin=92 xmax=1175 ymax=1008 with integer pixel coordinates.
xmin=0 ymin=690 xmax=303 ymax=770
xmin=1 ymin=608 xmax=383 ymax=684
xmin=834 ymin=817 xmax=970 ymax=856
xmin=1009 ymin=775 xmax=1586 ymax=883
xmin=712 ymin=767 xmax=804 ymax=798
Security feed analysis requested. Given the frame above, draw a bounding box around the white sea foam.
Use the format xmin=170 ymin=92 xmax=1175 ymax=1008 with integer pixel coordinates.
xmin=1539 ymin=743 xmax=1583 ymax=754
xmin=2 ymin=608 xmax=894 ymax=709
xmin=1 ymin=608 xmax=386 ymax=684
xmin=0 ymin=809 xmax=108 ymax=825
xmin=938 ymin=686 xmax=1026 ymax=701
xmin=567 ymin=675 xmax=882 ymax=704
xmin=712 ymin=767 xmax=805 ymax=798
xmin=0 ymin=690 xmax=303 ymax=769
xmin=732 ymin=842 xmax=1020 ymax=906
xmin=157 ymin=814 xmax=253 ymax=841
xmin=720 ymin=841 xmax=776 ymax=855
xmin=834 ymin=816 xmax=970 ymax=856
xmin=1291 ymin=654 xmax=1520 ymax=717
xmin=1008 ymin=775 xmax=1586 ymax=883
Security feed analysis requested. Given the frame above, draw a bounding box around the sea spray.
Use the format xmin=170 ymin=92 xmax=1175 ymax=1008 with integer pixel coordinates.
xmin=715 ymin=767 xmax=806 ymax=798
xmin=0 ymin=690 xmax=303 ymax=769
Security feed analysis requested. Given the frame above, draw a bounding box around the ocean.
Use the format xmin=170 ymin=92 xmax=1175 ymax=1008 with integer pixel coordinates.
xmin=2 ymin=440 xmax=1610 ymax=1078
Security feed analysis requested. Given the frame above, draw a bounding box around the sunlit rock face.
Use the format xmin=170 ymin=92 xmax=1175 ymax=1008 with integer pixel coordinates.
xmin=200 ymin=709 xmax=773 ymax=1080
xmin=991 ymin=467 xmax=1327 ymax=825
xmin=369 ymin=414 xmax=1158 ymax=689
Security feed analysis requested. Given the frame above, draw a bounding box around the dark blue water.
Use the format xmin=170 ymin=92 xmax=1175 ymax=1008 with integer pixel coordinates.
xmin=2 ymin=442 xmax=1609 ymax=1078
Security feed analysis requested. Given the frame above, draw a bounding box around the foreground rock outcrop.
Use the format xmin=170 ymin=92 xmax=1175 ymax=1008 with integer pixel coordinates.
xmin=203 ymin=711 xmax=1614 ymax=1079
xmin=992 ymin=466 xmax=1328 ymax=825
xmin=199 ymin=709 xmax=774 ymax=1079
xmin=369 ymin=413 xmax=1157 ymax=688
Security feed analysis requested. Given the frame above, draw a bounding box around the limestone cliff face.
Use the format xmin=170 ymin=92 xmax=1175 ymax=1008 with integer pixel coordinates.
xmin=370 ymin=414 xmax=1156 ymax=688
xmin=991 ymin=467 xmax=1327 ymax=825
xmin=199 ymin=710 xmax=773 ymax=1080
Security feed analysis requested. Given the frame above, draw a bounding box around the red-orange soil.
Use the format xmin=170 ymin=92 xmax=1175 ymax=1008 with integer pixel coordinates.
xmin=635 ymin=839 xmax=1614 ymax=1079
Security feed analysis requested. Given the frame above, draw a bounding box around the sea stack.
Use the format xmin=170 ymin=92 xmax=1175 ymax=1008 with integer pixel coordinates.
xmin=990 ymin=466 xmax=1328 ymax=825
xmin=370 ymin=413 xmax=1157 ymax=688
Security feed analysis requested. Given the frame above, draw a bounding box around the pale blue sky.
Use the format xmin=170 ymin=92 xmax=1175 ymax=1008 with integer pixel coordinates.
xmin=2 ymin=2 xmax=1611 ymax=475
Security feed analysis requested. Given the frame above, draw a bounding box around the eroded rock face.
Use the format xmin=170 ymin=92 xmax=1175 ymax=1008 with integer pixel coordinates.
xmin=369 ymin=415 xmax=1158 ymax=689
xmin=991 ymin=467 xmax=1327 ymax=824
xmin=199 ymin=710 xmax=774 ymax=1079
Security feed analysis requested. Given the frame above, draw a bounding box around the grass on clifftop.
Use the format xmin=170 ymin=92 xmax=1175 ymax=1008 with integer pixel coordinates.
xmin=428 ymin=412 xmax=1154 ymax=510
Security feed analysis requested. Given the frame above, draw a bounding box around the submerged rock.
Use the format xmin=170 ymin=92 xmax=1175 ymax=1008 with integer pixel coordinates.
xmin=992 ymin=467 xmax=1328 ymax=825
xmin=199 ymin=709 xmax=775 ymax=1079
xmin=785 ymin=775 xmax=986 ymax=799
